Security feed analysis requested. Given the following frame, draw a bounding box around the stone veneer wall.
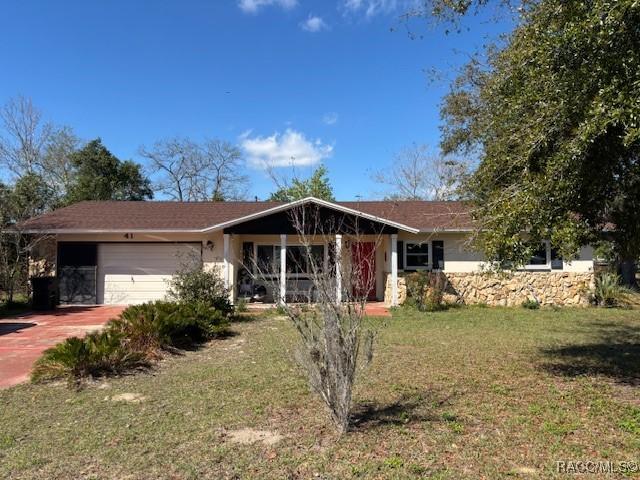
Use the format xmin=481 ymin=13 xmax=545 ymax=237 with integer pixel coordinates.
xmin=384 ymin=271 xmax=594 ymax=307
xmin=28 ymin=236 xmax=57 ymax=278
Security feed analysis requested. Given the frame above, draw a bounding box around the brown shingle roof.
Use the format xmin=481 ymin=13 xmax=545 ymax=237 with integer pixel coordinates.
xmin=339 ymin=201 xmax=473 ymax=231
xmin=19 ymin=199 xmax=473 ymax=232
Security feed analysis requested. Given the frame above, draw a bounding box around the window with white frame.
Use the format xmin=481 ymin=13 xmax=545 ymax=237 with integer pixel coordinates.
xmin=405 ymin=242 xmax=430 ymax=269
xmin=399 ymin=240 xmax=445 ymax=271
xmin=526 ymin=241 xmax=563 ymax=270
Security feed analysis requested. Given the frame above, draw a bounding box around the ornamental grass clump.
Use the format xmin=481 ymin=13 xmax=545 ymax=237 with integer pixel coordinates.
xmin=592 ymin=273 xmax=632 ymax=308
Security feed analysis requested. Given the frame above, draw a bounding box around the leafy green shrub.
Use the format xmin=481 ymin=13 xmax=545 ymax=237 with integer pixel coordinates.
xmin=592 ymin=273 xmax=632 ymax=307
xmin=167 ymin=267 xmax=232 ymax=315
xmin=404 ymin=271 xmax=449 ymax=312
xmin=31 ymin=331 xmax=146 ymax=385
xmin=521 ymin=299 xmax=540 ymax=309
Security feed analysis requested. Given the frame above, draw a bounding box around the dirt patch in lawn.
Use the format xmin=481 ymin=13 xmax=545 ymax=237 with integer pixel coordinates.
xmin=110 ymin=393 xmax=147 ymax=403
xmin=226 ymin=428 xmax=284 ymax=446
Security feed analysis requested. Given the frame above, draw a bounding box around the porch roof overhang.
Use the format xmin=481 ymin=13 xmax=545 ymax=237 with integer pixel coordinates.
xmin=213 ymin=197 xmax=420 ymax=234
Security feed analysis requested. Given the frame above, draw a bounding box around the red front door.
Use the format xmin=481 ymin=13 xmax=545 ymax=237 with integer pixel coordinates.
xmin=351 ymin=242 xmax=376 ymax=301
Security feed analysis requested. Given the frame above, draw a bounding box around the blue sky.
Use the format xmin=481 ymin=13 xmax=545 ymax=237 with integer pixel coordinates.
xmin=0 ymin=0 xmax=510 ymax=200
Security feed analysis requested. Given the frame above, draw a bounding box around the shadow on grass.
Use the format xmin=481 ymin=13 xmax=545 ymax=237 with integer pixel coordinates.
xmin=351 ymin=390 xmax=451 ymax=430
xmin=539 ymin=321 xmax=640 ymax=385
xmin=167 ymin=329 xmax=240 ymax=352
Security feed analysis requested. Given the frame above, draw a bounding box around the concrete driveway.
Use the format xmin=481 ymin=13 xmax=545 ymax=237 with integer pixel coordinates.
xmin=0 ymin=306 xmax=124 ymax=389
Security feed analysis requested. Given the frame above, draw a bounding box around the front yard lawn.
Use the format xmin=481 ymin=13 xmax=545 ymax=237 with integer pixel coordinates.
xmin=1 ymin=307 xmax=639 ymax=479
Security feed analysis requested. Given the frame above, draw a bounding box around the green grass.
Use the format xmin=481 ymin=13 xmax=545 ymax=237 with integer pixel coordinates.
xmin=1 ymin=306 xmax=639 ymax=479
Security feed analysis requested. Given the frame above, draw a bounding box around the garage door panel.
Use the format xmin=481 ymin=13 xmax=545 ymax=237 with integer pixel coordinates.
xmin=98 ymin=243 xmax=201 ymax=305
xmin=101 ymin=278 xmax=173 ymax=291
xmin=103 ymin=290 xmax=169 ymax=304
xmin=103 ymin=268 xmax=176 ymax=282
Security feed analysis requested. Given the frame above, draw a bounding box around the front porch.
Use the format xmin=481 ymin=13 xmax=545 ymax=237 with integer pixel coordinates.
xmin=221 ymin=232 xmax=401 ymax=306
xmin=216 ymin=202 xmax=408 ymax=307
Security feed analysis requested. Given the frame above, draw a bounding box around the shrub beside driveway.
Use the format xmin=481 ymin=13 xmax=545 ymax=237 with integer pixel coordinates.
xmin=32 ymin=301 xmax=231 ymax=386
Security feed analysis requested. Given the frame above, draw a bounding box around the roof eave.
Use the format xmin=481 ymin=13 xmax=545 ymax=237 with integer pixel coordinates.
xmin=21 ymin=228 xmax=207 ymax=235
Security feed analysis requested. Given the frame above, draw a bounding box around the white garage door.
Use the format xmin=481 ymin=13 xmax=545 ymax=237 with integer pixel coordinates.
xmin=97 ymin=243 xmax=201 ymax=305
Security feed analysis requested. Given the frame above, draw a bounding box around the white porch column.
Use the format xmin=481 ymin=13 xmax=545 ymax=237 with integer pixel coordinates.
xmin=223 ymin=233 xmax=231 ymax=290
xmin=335 ymin=234 xmax=342 ymax=303
xmin=391 ymin=233 xmax=398 ymax=306
xmin=280 ymin=234 xmax=287 ymax=305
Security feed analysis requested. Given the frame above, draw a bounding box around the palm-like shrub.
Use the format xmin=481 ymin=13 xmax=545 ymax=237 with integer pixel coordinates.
xmin=184 ymin=302 xmax=230 ymax=338
xmin=32 ymin=301 xmax=231 ymax=386
xmin=31 ymin=331 xmax=146 ymax=385
xmin=114 ymin=301 xmax=230 ymax=349
xmin=109 ymin=303 xmax=168 ymax=358
xmin=592 ymin=273 xmax=632 ymax=307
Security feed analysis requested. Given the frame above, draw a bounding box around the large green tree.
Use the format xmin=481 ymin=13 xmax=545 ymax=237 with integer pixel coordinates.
xmin=269 ymin=165 xmax=335 ymax=202
xmin=440 ymin=0 xmax=640 ymax=285
xmin=65 ymin=139 xmax=153 ymax=203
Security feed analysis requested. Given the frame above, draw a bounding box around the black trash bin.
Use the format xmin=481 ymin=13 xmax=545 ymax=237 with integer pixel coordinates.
xmin=31 ymin=277 xmax=58 ymax=311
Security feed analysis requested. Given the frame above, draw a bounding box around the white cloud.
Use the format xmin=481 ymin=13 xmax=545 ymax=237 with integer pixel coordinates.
xmin=342 ymin=0 xmax=417 ymax=18
xmin=241 ymin=129 xmax=334 ymax=168
xmin=322 ymin=112 xmax=339 ymax=125
xmin=300 ymin=15 xmax=329 ymax=32
xmin=238 ymin=0 xmax=297 ymax=14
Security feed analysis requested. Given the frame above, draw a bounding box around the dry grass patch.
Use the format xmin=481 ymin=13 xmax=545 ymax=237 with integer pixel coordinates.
xmin=1 ymin=308 xmax=639 ymax=479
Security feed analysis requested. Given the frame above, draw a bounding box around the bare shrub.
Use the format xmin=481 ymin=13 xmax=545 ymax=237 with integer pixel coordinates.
xmin=246 ymin=203 xmax=383 ymax=433
xmin=405 ymin=270 xmax=449 ymax=312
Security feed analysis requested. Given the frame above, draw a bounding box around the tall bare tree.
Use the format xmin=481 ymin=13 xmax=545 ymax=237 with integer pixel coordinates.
xmin=39 ymin=126 xmax=81 ymax=196
xmin=201 ymin=139 xmax=249 ymax=201
xmin=0 ymin=96 xmax=81 ymax=202
xmin=372 ymin=143 xmax=471 ymax=200
xmin=0 ymin=96 xmax=53 ymax=177
xmin=139 ymin=137 xmax=200 ymax=201
xmin=140 ymin=137 xmax=249 ymax=201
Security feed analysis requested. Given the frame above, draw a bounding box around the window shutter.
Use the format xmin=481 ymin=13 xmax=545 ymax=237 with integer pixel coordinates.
xmin=397 ymin=241 xmax=404 ymax=270
xmin=550 ymin=247 xmax=563 ymax=270
xmin=432 ymin=241 xmax=444 ymax=270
